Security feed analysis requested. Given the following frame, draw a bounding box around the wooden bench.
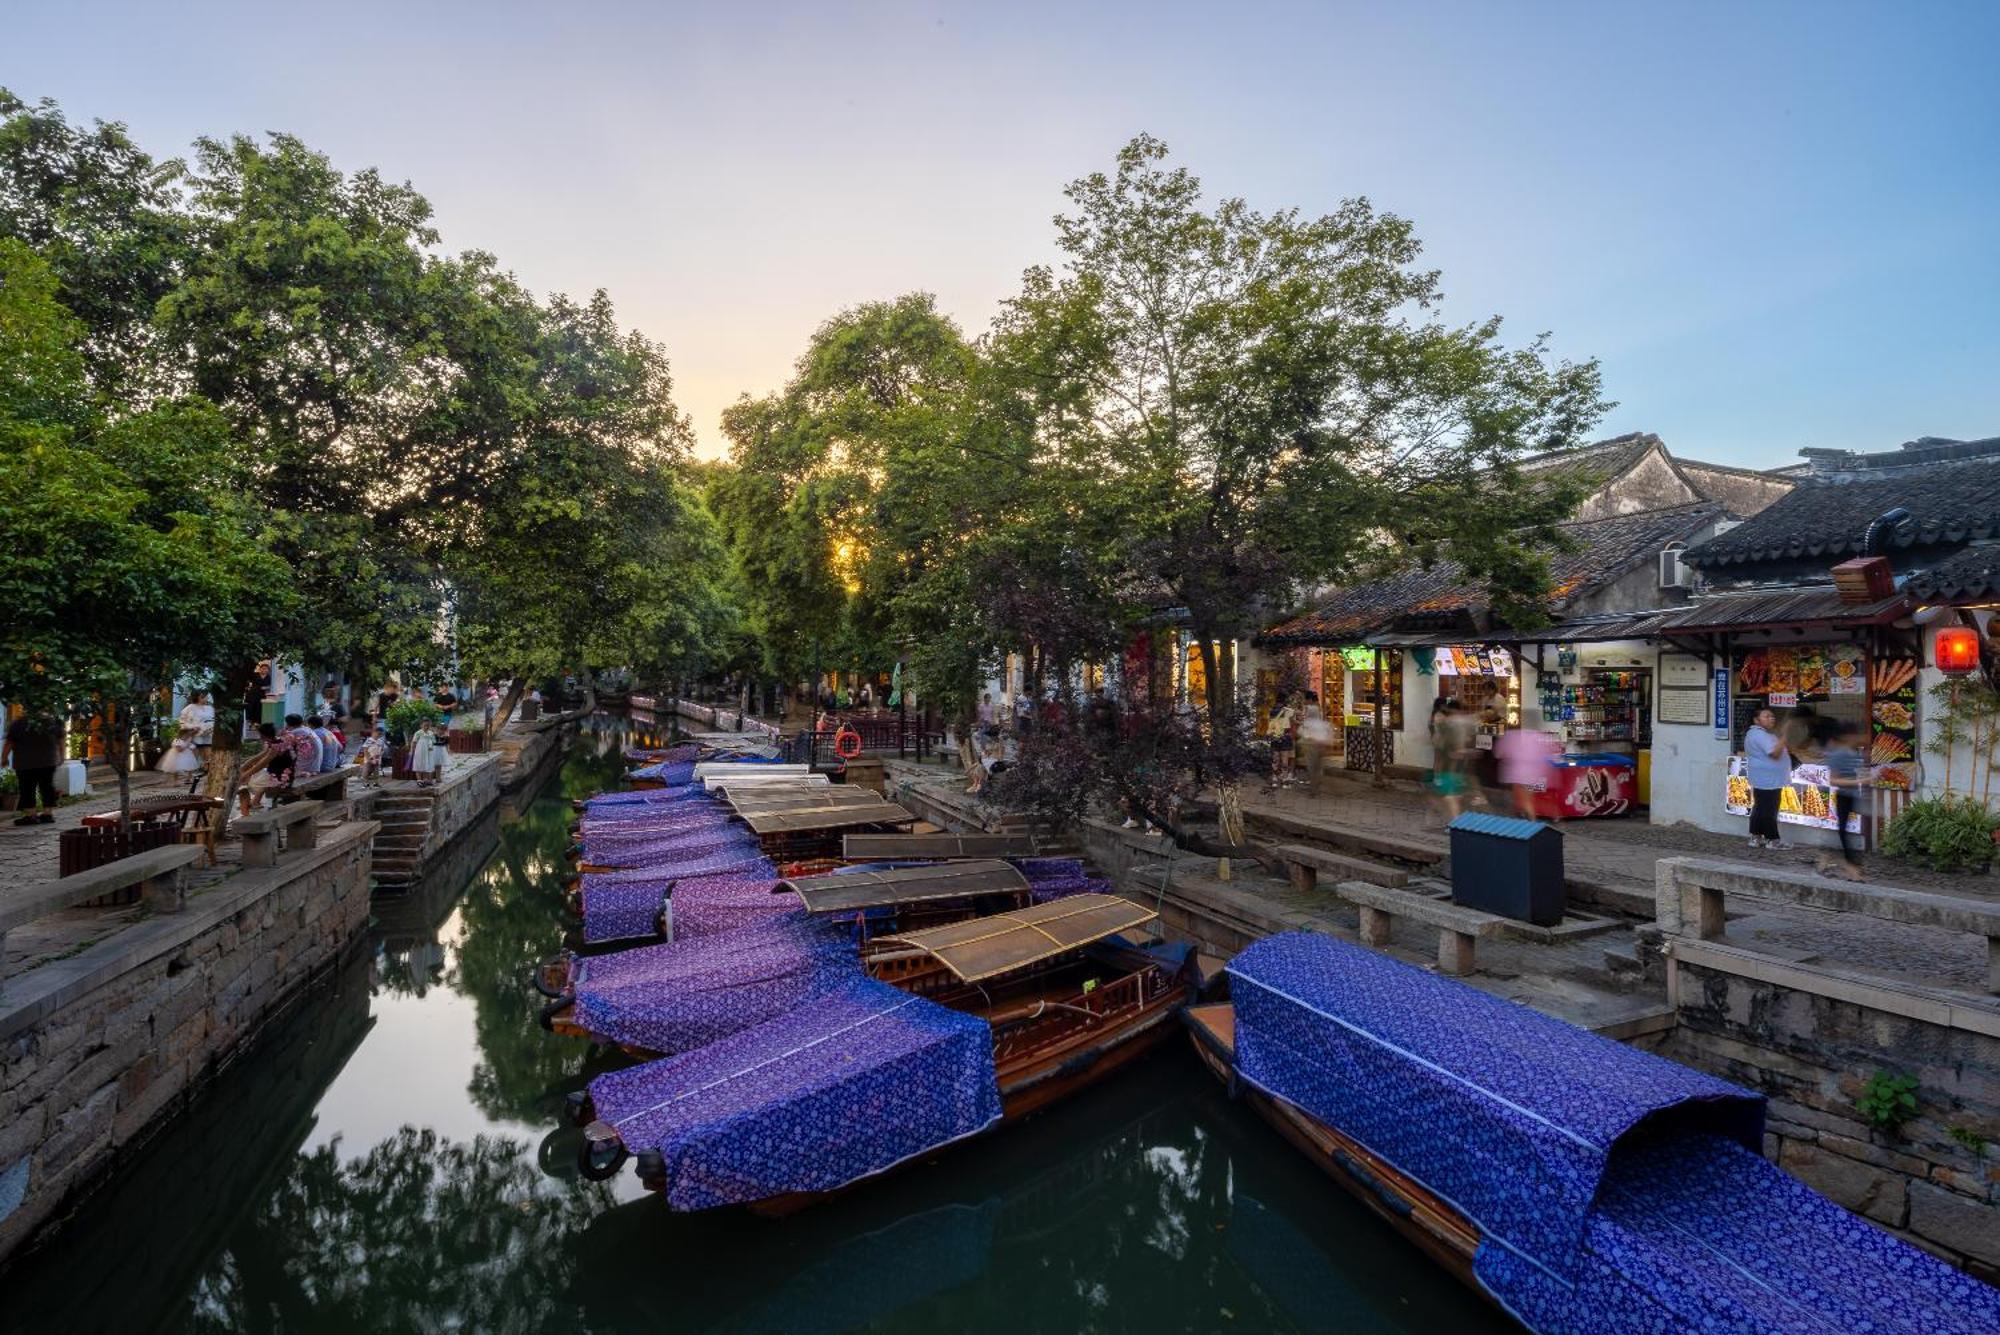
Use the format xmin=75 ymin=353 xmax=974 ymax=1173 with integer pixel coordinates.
xmin=0 ymin=843 xmax=207 ymax=952
xmin=1332 ymin=881 xmax=1505 ymax=976
xmin=1658 ymin=856 xmax=2000 ymax=994
xmin=1268 ymin=843 xmax=1410 ymax=892
xmin=235 ymin=800 xmax=324 ymax=867
xmin=286 ymin=765 xmax=354 ymax=806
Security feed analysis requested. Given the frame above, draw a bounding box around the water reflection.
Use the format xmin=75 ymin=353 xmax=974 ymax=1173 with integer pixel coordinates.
xmin=7 ymin=725 xmax=1507 ymax=1334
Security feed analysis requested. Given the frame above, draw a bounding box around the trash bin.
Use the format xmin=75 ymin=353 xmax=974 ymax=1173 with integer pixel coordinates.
xmin=1447 ymin=811 xmax=1564 ymax=926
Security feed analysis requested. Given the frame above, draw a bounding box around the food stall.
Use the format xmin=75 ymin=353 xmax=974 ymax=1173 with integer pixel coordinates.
xmin=1720 ymin=645 xmax=1913 ymax=838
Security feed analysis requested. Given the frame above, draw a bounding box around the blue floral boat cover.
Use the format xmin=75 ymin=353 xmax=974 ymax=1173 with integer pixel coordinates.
xmin=571 ymin=912 xmax=862 ymax=1056
xmin=580 ymin=854 xmax=778 ymax=945
xmin=589 ymin=974 xmax=1002 ymax=1209
xmin=669 ymin=871 xmax=792 ymax=940
xmin=1228 ymin=933 xmax=2000 ymax=1332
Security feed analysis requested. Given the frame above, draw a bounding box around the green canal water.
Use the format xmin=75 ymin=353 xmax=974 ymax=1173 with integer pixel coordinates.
xmin=11 ymin=727 xmax=1511 ymax=1334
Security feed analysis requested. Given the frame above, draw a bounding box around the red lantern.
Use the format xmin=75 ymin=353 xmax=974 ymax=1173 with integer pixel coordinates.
xmin=1935 ymin=625 xmax=1981 ymax=675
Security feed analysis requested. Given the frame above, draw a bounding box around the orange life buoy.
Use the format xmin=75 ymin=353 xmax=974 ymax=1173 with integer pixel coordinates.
xmin=834 ymin=726 xmax=863 ymax=759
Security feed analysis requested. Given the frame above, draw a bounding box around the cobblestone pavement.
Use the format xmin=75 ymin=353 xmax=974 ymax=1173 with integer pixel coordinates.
xmin=0 ymin=767 xmax=185 ymax=891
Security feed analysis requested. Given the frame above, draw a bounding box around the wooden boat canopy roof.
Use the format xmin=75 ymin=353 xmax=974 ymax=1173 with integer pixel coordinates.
xmin=779 ymin=859 xmax=1030 ymax=913
xmin=877 ymin=893 xmax=1156 ymax=982
xmin=842 ymin=833 xmax=1042 ymax=860
xmin=723 ymin=784 xmax=876 ymax=814
xmin=738 ymin=800 xmax=915 ymax=836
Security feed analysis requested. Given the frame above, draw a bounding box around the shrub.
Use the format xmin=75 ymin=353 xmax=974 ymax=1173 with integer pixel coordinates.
xmin=0 ymin=769 xmax=17 ymax=795
xmin=1856 ymin=1070 xmax=1919 ymax=1134
xmin=384 ymin=698 xmax=444 ymax=744
xmin=1881 ymin=794 xmax=1998 ymax=872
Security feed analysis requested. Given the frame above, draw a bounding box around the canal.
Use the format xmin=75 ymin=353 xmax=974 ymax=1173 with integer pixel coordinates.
xmin=10 ymin=728 xmax=1511 ymax=1334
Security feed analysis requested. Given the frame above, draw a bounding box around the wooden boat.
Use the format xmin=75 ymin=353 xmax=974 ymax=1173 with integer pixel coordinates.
xmin=537 ymin=859 xmax=1040 ymax=1049
xmin=1184 ymin=1002 xmax=1483 ymax=1292
xmin=571 ymin=893 xmax=1191 ymax=1212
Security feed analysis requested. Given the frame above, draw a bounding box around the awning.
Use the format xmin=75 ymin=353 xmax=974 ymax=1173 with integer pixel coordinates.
xmin=724 ymin=785 xmax=878 ymax=814
xmin=780 ymin=860 xmax=1030 ymax=914
xmin=1640 ymin=587 xmax=1909 ymax=635
xmin=877 ymin=893 xmax=1157 ymax=982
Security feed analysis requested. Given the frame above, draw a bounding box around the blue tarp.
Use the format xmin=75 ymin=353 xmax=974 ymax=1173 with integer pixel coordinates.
xmin=1228 ymin=933 xmax=2000 ymax=1332
xmin=580 ymin=852 xmax=778 ymax=943
xmin=571 ymin=913 xmax=861 ymax=1056
xmin=590 ymin=974 xmax=1002 ymax=1210
xmin=1228 ymin=933 xmax=1762 ymax=1281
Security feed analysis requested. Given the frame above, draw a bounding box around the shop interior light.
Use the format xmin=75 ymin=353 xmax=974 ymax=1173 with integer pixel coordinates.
xmin=1935 ymin=625 xmax=1981 ymax=675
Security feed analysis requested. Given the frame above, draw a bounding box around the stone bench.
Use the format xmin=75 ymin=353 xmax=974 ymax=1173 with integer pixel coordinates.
xmin=235 ymin=800 xmax=324 ymax=867
xmin=0 ymin=843 xmax=207 ymax=949
xmin=1268 ymin=842 xmax=1410 ymax=892
xmin=1332 ymin=880 xmax=1506 ymax=976
xmin=1657 ymin=856 xmax=2000 ymax=993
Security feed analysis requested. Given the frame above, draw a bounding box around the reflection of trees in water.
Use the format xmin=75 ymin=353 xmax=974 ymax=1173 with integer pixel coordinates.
xmin=184 ymin=1128 xmax=610 ymax=1334
xmin=452 ymin=742 xmax=630 ymax=1124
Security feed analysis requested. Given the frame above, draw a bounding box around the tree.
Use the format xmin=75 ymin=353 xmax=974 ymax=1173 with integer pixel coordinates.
xmin=989 ymin=135 xmax=1606 ymax=725
xmin=0 ymin=239 xmax=295 ymax=826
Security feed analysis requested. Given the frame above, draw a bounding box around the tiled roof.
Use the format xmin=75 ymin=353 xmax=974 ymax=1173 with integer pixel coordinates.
xmin=1906 ymin=545 xmax=2000 ymax=603
xmin=1261 ymin=503 xmax=1722 ymax=646
xmin=1516 ymin=432 xmax=1660 ymax=490
xmin=1682 ymin=450 xmax=2000 ymax=568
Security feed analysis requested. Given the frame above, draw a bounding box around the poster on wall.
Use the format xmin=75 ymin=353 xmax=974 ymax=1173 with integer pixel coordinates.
xmin=1724 ymin=756 xmax=1862 ymax=833
xmin=1869 ymin=657 xmax=1918 ymax=791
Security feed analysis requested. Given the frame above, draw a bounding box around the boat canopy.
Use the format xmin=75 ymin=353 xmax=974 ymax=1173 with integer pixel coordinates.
xmin=780 ymin=860 xmax=1030 ymax=914
xmin=723 ymin=785 xmax=877 ymax=813
xmin=1227 ymin=933 xmax=1763 ymax=1286
xmin=703 ymin=772 xmax=831 ymax=793
xmin=737 ymin=801 xmax=914 ymax=836
xmin=571 ymin=912 xmax=861 ymax=1056
xmin=841 ymin=833 xmax=1042 ymax=860
xmin=877 ymin=893 xmax=1157 ymax=982
xmin=589 ymin=974 xmax=1002 ymax=1209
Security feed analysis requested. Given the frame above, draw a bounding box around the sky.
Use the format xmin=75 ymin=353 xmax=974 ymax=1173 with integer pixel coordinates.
xmin=11 ymin=1 xmax=2000 ymax=466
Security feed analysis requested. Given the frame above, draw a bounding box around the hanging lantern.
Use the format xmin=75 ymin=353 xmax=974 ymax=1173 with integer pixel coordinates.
xmin=1935 ymin=625 xmax=1981 ymax=675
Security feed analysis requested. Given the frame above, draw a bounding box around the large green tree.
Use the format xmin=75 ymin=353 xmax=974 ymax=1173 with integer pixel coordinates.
xmin=989 ymin=135 xmax=1606 ymax=722
xmin=0 ymin=238 xmax=294 ymax=824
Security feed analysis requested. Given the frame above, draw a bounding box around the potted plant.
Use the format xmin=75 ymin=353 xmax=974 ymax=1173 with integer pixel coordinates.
xmin=384 ymin=698 xmax=445 ymax=774
xmin=448 ymin=717 xmax=488 ymax=754
xmin=0 ymin=769 xmax=18 ymax=812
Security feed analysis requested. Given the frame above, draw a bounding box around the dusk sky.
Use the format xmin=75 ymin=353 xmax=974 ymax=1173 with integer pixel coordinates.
xmin=14 ymin=1 xmax=1999 ymax=465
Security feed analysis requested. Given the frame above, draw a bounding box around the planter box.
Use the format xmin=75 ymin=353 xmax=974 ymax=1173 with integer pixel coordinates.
xmin=447 ymin=731 xmax=487 ymax=755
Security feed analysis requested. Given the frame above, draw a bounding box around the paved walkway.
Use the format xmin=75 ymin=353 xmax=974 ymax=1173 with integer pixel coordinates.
xmin=1248 ymin=767 xmax=2000 ymax=907
xmin=0 ymin=767 xmax=186 ymax=891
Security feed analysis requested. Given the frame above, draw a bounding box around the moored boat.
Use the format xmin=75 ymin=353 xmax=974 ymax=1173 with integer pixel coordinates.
xmin=1189 ymin=933 xmax=2000 ymax=1333
xmin=570 ymin=892 xmax=1191 ymax=1213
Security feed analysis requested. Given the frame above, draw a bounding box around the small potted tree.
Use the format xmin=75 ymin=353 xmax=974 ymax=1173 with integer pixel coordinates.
xmin=448 ymin=715 xmax=488 ymax=754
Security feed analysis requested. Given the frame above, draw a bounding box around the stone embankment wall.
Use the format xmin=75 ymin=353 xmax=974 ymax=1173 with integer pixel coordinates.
xmin=1661 ymin=962 xmax=2000 ymax=1282
xmin=492 ymin=719 xmax=574 ymax=791
xmin=0 ymin=821 xmax=377 ymax=1259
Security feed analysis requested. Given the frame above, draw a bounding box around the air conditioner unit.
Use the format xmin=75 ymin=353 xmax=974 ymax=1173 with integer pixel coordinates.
xmin=1659 ymin=548 xmax=1691 ymax=590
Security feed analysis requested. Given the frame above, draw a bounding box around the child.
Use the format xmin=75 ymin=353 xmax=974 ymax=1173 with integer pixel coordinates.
xmin=410 ymin=720 xmax=445 ymax=788
xmin=356 ymin=730 xmax=387 ymax=786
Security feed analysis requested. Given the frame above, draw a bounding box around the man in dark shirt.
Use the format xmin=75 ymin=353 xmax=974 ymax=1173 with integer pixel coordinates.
xmin=4 ymin=710 xmax=66 ymax=824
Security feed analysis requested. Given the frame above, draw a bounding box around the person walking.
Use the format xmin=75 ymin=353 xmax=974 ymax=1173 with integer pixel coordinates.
xmin=1819 ymin=721 xmax=1867 ymax=879
xmin=1429 ymin=699 xmax=1475 ymax=822
xmin=1495 ymin=723 xmax=1560 ymax=820
xmin=3 ymin=708 xmax=64 ymax=825
xmin=1296 ymin=692 xmax=1336 ymax=793
xmin=1266 ymin=694 xmax=1298 ymax=789
xmin=1743 ymin=706 xmax=1791 ymax=849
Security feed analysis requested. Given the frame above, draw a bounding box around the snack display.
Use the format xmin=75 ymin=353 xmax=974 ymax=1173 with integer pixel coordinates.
xmin=1796 ymin=648 xmax=1829 ymax=697
xmin=1870 ymin=732 xmax=1912 ymax=764
xmin=1870 ymin=658 xmax=1917 ymax=695
xmin=1766 ymin=648 xmax=1798 ymax=694
xmin=1872 ymin=700 xmax=1914 ymax=730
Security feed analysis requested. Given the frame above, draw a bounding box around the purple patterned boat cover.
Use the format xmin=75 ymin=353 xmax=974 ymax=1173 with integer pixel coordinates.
xmin=570 ymin=913 xmax=862 ymax=1055
xmin=580 ymin=828 xmax=756 ymax=869
xmin=580 ymin=851 xmax=778 ymax=944
xmin=1227 ymin=934 xmax=1762 ymax=1283
xmin=626 ymin=759 xmax=698 ymax=784
xmin=584 ymin=785 xmax=713 ymax=810
xmin=590 ymin=974 xmax=1002 ymax=1210
xmin=1480 ymin=1133 xmax=2000 ymax=1333
xmin=670 ymin=872 xmax=791 ymax=940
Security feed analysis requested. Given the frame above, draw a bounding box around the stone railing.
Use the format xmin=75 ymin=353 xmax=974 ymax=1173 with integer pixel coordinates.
xmin=0 ymin=844 xmax=207 ymax=955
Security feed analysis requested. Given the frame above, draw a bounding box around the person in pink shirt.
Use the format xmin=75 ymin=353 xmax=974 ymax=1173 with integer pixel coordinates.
xmin=1494 ymin=725 xmax=1562 ymax=820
